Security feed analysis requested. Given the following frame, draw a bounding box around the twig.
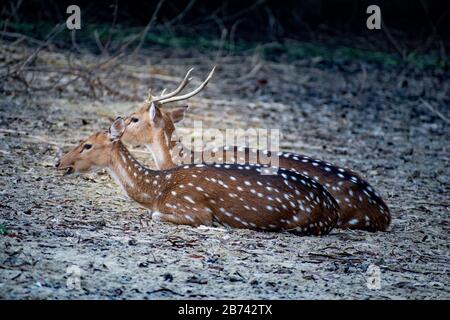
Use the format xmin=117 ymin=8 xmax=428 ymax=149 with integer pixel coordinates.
xmin=93 ymin=30 xmax=107 ymax=55
xmin=165 ymin=0 xmax=197 ymax=25
xmin=70 ymin=30 xmax=82 ymax=54
xmin=356 ymin=63 xmax=367 ymax=96
xmin=148 ymin=287 xmax=184 ymax=296
xmin=104 ymin=0 xmax=119 ymax=52
xmin=381 ymin=21 xmax=405 ymax=59
xmin=238 ymin=61 xmax=262 ymax=81
xmin=420 ymin=99 xmax=450 ymax=124
xmin=0 ymin=128 xmax=64 ymax=146
xmin=0 ymin=24 xmax=64 ymax=84
xmin=0 ymin=30 xmax=47 ymax=46
xmin=132 ymin=0 xmax=165 ymax=56
xmin=209 ymin=0 xmax=266 ymax=23
xmin=414 ymin=201 xmax=449 ymax=207
xmin=14 ymin=24 xmax=65 ymax=75
xmin=213 ymin=22 xmax=228 ymax=63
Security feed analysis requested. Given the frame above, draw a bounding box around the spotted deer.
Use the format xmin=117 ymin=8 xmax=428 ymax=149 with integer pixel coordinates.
xmin=56 ymin=118 xmax=339 ymax=236
xmin=121 ymin=67 xmax=391 ymax=232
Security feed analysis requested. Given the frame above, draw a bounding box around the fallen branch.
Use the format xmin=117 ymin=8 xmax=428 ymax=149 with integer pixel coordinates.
xmin=420 ymin=99 xmax=450 ymax=124
xmin=0 ymin=128 xmax=64 ymax=146
xmin=148 ymin=287 xmax=184 ymax=296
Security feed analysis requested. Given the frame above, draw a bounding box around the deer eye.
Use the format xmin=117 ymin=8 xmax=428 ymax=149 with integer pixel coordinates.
xmin=83 ymin=143 xmax=92 ymax=150
xmin=131 ymin=117 xmax=139 ymax=123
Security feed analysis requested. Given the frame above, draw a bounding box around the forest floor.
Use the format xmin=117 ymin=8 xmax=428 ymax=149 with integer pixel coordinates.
xmin=0 ymin=40 xmax=449 ymax=299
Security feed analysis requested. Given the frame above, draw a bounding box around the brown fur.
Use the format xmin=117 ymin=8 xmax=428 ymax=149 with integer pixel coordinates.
xmin=178 ymin=147 xmax=391 ymax=231
xmin=121 ymin=103 xmax=391 ymax=232
xmin=57 ymin=124 xmax=339 ymax=236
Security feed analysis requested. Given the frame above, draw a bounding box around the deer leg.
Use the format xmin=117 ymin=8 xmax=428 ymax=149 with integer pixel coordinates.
xmin=152 ymin=208 xmax=213 ymax=227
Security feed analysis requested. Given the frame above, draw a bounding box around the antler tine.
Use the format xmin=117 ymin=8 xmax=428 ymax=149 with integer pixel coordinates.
xmin=159 ymin=65 xmax=216 ymax=104
xmin=150 ymin=68 xmax=194 ymax=103
xmin=145 ymin=88 xmax=154 ymax=103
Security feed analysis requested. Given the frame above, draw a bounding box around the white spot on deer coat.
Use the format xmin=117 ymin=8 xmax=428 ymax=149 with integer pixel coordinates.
xmin=184 ymin=196 xmax=195 ymax=204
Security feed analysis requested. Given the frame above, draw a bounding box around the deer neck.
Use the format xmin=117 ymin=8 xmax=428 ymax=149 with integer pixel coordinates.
xmin=146 ymin=130 xmax=175 ymax=170
xmin=108 ymin=142 xmax=162 ymax=207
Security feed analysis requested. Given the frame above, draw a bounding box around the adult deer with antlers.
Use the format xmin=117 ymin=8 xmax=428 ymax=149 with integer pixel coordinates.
xmin=120 ymin=67 xmax=391 ymax=232
xmin=57 ymin=118 xmax=339 ymax=235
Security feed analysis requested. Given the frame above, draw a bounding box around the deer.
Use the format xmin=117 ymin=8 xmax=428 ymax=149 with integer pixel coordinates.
xmin=120 ymin=67 xmax=391 ymax=232
xmin=56 ymin=118 xmax=339 ymax=236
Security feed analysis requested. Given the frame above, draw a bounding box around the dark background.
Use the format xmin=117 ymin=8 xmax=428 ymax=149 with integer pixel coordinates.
xmin=1 ymin=0 xmax=450 ymax=54
xmin=3 ymin=0 xmax=450 ymax=34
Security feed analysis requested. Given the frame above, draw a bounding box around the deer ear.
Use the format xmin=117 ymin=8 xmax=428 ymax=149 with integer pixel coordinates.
xmin=169 ymin=105 xmax=189 ymax=123
xmin=149 ymin=102 xmax=165 ymax=127
xmin=149 ymin=102 xmax=163 ymax=123
xmin=109 ymin=117 xmax=125 ymax=140
xmin=149 ymin=103 xmax=157 ymax=121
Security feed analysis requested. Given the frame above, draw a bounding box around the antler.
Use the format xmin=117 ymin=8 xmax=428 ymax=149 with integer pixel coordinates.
xmin=146 ymin=68 xmax=194 ymax=103
xmin=159 ymin=65 xmax=216 ymax=104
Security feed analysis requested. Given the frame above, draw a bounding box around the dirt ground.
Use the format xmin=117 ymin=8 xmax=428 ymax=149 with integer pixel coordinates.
xmin=0 ymin=43 xmax=449 ymax=299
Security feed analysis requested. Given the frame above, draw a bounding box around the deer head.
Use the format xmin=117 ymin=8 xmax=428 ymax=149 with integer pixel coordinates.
xmin=120 ymin=67 xmax=215 ymax=168
xmin=122 ymin=101 xmax=187 ymax=149
xmin=56 ymin=118 xmax=126 ymax=174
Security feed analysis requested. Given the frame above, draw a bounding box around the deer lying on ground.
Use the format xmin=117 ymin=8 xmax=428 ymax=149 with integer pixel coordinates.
xmin=56 ymin=118 xmax=339 ymax=235
xmin=120 ymin=67 xmax=391 ymax=232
